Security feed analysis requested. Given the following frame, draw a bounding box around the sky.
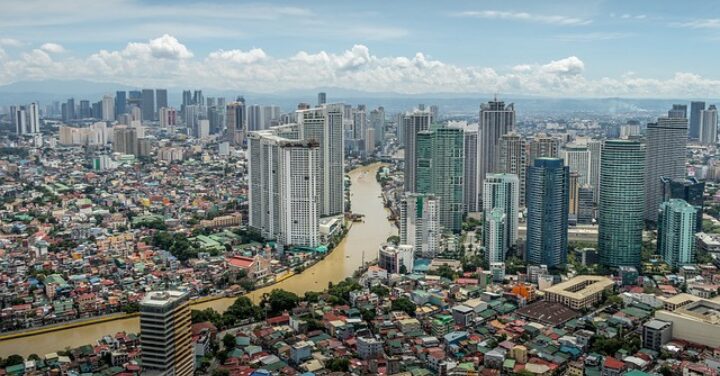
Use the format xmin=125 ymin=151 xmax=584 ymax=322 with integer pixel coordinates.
xmin=1 ymin=0 xmax=720 ymax=97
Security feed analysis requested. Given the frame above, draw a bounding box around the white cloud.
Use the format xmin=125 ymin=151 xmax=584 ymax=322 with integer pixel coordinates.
xmin=674 ymin=18 xmax=720 ymax=29
xmin=553 ymin=32 xmax=632 ymax=42
xmin=455 ymin=10 xmax=591 ymax=26
xmin=40 ymin=43 xmax=65 ymax=53
xmin=0 ymin=38 xmax=22 ymax=47
xmin=1 ymin=36 xmax=720 ymax=98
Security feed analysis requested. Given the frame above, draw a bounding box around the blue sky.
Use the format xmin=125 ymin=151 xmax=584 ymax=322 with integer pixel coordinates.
xmin=0 ymin=0 xmax=719 ymax=97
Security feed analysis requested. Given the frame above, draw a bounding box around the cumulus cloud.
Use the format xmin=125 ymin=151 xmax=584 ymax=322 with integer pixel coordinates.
xmin=40 ymin=43 xmax=65 ymax=53
xmin=455 ymin=10 xmax=591 ymax=26
xmin=0 ymin=36 xmax=719 ymax=97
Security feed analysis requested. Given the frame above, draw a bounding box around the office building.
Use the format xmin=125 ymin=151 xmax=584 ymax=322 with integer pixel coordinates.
xmin=140 ymin=290 xmax=193 ymax=376
xmin=141 ymin=89 xmax=155 ymax=122
xmin=115 ymin=91 xmax=126 ymax=117
xmin=655 ymin=300 xmax=720 ymax=348
xmin=478 ymin=99 xmax=515 ymax=198
xmin=378 ymin=244 xmax=414 ymax=274
xmin=181 ymin=90 xmax=192 ymax=112
xmin=497 ymin=132 xmax=527 ymax=206
xmin=568 ymin=172 xmax=579 ymax=217
xmin=402 ymin=110 xmax=432 ymax=192
xmin=415 ymin=126 xmax=464 ymax=232
xmin=248 ymin=130 xmax=320 ymax=246
xmin=369 ymin=107 xmax=385 ymax=148
xmin=599 ymin=139 xmax=646 ymax=268
xmin=399 ymin=193 xmax=441 ymax=258
xmin=642 ymin=319 xmax=672 ymax=351
xmin=644 ymin=113 xmax=688 ymax=223
xmin=65 ymin=98 xmax=76 ymax=121
xmin=620 ymin=121 xmax=642 ymax=139
xmin=482 ymin=173 xmax=519 ymax=262
xmin=577 ymin=185 xmax=594 ymax=225
xmin=463 ymin=125 xmax=479 ymax=212
xmin=542 ymin=275 xmax=614 ymax=310
xmin=657 ymin=199 xmax=696 ymax=268
xmin=526 ymin=158 xmax=569 ymax=267
xmin=562 ymin=144 xmax=591 ymax=185
xmin=192 ymin=90 xmax=204 ymax=107
xmin=226 ymin=100 xmax=246 ymax=146
xmin=661 ymin=177 xmax=704 ymax=232
xmin=317 ymin=92 xmax=326 ymax=106
xmin=297 ymin=104 xmax=344 ymax=217
xmin=14 ymin=106 xmax=27 ymax=135
xmin=79 ymin=100 xmax=91 ymax=119
xmin=689 ymin=101 xmax=706 ymax=139
xmin=101 ymin=95 xmax=115 ymax=122
xmin=247 ymin=104 xmax=263 ymax=131
xmin=700 ymin=105 xmax=718 ymax=145
xmin=113 ymin=125 xmax=139 ymax=155
xmin=155 ymin=89 xmax=168 ymax=112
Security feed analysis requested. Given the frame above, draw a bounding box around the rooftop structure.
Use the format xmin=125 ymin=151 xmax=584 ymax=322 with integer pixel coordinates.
xmin=542 ymin=275 xmax=614 ymax=310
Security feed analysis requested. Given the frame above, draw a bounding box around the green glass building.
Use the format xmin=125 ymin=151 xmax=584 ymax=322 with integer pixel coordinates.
xmin=416 ymin=125 xmax=464 ymax=232
xmin=598 ymin=139 xmax=646 ymax=268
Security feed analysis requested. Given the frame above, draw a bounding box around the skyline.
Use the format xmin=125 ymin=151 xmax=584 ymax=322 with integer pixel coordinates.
xmin=1 ymin=0 xmax=720 ymax=97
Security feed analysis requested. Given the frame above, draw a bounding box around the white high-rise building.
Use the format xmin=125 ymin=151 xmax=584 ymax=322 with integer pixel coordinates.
xmin=378 ymin=244 xmax=414 ymax=274
xmin=27 ymin=102 xmax=40 ymax=133
xmin=297 ymin=104 xmax=344 ymax=217
xmin=483 ymin=173 xmax=519 ymax=262
xmin=102 ymin=95 xmax=115 ymax=121
xmin=478 ymin=99 xmax=515 ymax=200
xmin=197 ymin=119 xmax=210 ymax=139
xmin=248 ymin=129 xmax=320 ymax=247
xmin=587 ymin=140 xmax=602 ymax=204
xmin=562 ymin=144 xmax=592 ymax=185
xmin=248 ymin=104 xmax=264 ymax=131
xmin=159 ymin=107 xmax=177 ymax=128
xmin=497 ymin=132 xmax=527 ymax=206
xmin=485 ymin=208 xmax=507 ymax=264
xmin=700 ymin=105 xmax=718 ymax=146
xmin=14 ymin=106 xmax=27 ymax=135
xmin=399 ymin=193 xmax=441 ymax=258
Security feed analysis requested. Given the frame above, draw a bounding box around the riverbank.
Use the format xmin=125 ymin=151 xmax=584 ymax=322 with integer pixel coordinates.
xmin=0 ymin=162 xmax=397 ymax=357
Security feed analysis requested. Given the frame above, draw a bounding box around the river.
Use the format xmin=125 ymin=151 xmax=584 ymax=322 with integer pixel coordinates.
xmin=0 ymin=163 xmax=396 ymax=357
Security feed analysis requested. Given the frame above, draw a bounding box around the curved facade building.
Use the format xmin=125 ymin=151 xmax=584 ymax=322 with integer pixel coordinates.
xmin=525 ymin=158 xmax=569 ymax=267
xmin=599 ymin=139 xmax=646 ymax=268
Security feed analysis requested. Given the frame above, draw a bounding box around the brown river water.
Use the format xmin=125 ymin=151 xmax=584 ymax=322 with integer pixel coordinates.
xmin=0 ymin=163 xmax=396 ymax=357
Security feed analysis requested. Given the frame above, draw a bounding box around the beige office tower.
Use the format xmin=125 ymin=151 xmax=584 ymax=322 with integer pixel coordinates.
xmin=140 ymin=290 xmax=193 ymax=376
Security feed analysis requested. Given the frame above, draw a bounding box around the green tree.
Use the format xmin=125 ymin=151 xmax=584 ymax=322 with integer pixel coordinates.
xmin=212 ymin=368 xmax=230 ymax=376
xmin=326 ymin=357 xmax=350 ymax=372
xmin=222 ymin=333 xmax=236 ymax=349
xmin=264 ymin=289 xmax=300 ymax=315
xmin=391 ymin=297 xmax=416 ymax=315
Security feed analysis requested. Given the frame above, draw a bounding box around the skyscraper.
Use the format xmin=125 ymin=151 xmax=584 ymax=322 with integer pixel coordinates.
xmin=247 ymin=104 xmax=263 ymax=131
xmin=690 ymin=101 xmax=706 ymax=139
xmin=27 ymin=102 xmax=40 ymax=133
xmin=700 ymin=105 xmax=718 ymax=145
xmin=526 ymin=158 xmax=569 ymax=267
xmin=155 ymin=89 xmax=168 ymax=114
xmin=66 ymin=98 xmax=76 ymax=121
xmin=115 ymin=91 xmax=126 ymax=117
xmin=141 ymin=89 xmax=155 ymax=123
xmin=587 ymin=140 xmax=602 ymax=204
xmin=400 ymin=193 xmax=441 ymax=258
xmin=140 ymin=290 xmax=193 ymax=376
xmin=528 ymin=133 xmax=559 ymax=163
xmin=415 ymin=126 xmax=464 ymax=232
xmin=297 ymin=104 xmax=344 ymax=217
xmin=79 ymin=100 xmax=91 ymax=118
xmin=599 ymin=139 xmax=646 ymax=268
xmin=478 ymin=99 xmax=515 ymax=199
xmin=101 ymin=95 xmax=115 ymax=121
xmin=248 ymin=130 xmax=320 ymax=246
xmin=661 ymin=177 xmax=704 ymax=233
xmin=14 ymin=106 xmax=27 ymax=135
xmin=657 ymin=199 xmax=696 ymax=268
xmin=668 ymin=104 xmax=687 ymax=119
xmin=317 ymin=92 xmax=326 ymax=106
xmin=369 ymin=107 xmax=385 ymax=148
xmin=463 ymin=124 xmax=479 ymax=212
xmin=482 ymin=173 xmax=519 ymax=262
xmin=226 ymin=100 xmax=246 ymax=145
xmin=644 ymin=112 xmax=688 ymax=223
xmin=497 ymin=132 xmax=527 ymax=206
xmin=181 ymin=90 xmax=192 ymax=112
xmin=577 ymin=185 xmax=594 ymax=225
xmin=402 ymin=110 xmax=432 ymax=192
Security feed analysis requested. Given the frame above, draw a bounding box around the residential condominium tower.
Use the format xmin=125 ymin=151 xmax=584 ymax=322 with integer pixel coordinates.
xmin=477 ymin=99 xmax=515 ymax=199
xmin=297 ymin=103 xmax=345 ymax=217
xmin=402 ymin=110 xmax=432 ymax=192
xmin=140 ymin=290 xmax=193 ymax=376
xmin=525 ymin=158 xmax=569 ymax=267
xmin=399 ymin=193 xmax=441 ymax=258
xmin=657 ymin=199 xmax=697 ymax=268
xmin=644 ymin=111 xmax=688 ymax=223
xmin=482 ymin=173 xmax=519 ymax=263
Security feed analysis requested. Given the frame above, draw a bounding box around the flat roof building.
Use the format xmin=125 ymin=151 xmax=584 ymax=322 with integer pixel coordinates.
xmin=542 ymin=275 xmax=614 ymax=310
xmin=140 ymin=290 xmax=193 ymax=376
xmin=655 ymin=300 xmax=720 ymax=348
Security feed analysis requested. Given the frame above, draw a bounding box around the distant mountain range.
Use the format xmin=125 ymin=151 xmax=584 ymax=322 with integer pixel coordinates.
xmin=0 ymin=79 xmax=717 ymax=116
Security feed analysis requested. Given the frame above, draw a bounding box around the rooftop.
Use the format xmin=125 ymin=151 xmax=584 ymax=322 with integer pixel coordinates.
xmin=542 ymin=275 xmax=614 ymax=299
xmin=515 ymin=301 xmax=581 ymax=326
